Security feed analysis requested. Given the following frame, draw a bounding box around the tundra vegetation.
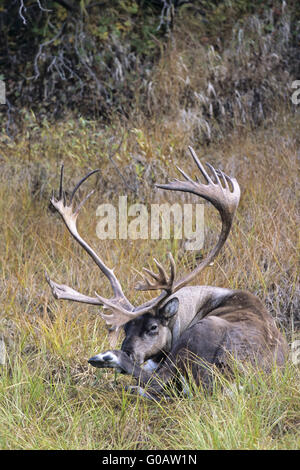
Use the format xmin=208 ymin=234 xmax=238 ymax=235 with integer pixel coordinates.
xmin=0 ymin=0 xmax=299 ymax=450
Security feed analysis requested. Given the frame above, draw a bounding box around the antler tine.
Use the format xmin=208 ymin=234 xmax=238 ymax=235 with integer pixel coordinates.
xmin=134 ymin=252 xmax=176 ymax=294
xmin=188 ymin=146 xmax=213 ymax=184
xmin=51 ymin=166 xmax=100 ymax=210
xmin=74 ymin=189 xmax=95 ymax=216
xmin=142 ymin=267 xmax=161 ymax=283
xmin=59 ymin=164 xmax=64 ymax=200
xmin=153 ymin=258 xmax=168 ymax=282
xmin=176 ymin=166 xmax=194 ymax=183
xmin=69 ymin=169 xmax=100 ymax=205
xmin=168 ymin=251 xmax=176 ymax=283
xmin=206 ymin=162 xmax=222 ymax=186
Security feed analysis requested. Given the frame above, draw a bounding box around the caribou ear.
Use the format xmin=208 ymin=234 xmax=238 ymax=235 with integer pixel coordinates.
xmin=159 ymin=297 xmax=179 ymax=322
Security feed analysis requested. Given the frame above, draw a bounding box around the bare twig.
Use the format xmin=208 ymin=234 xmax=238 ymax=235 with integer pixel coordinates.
xmin=18 ymin=0 xmax=27 ymax=25
xmin=32 ymin=23 xmax=66 ymax=80
xmin=157 ymin=0 xmax=174 ymax=32
xmin=36 ymin=0 xmax=52 ymax=12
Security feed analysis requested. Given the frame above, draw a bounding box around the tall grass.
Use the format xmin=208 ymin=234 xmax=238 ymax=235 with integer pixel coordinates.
xmin=0 ymin=105 xmax=299 ymax=449
xmin=0 ymin=5 xmax=299 ymax=445
xmin=0 ymin=347 xmax=299 ymax=449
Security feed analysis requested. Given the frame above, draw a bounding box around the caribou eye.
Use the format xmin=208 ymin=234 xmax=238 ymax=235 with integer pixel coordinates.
xmin=148 ymin=324 xmax=158 ymax=334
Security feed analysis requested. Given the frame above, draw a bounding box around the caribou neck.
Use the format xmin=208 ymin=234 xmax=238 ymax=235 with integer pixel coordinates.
xmin=163 ymin=285 xmax=233 ymax=348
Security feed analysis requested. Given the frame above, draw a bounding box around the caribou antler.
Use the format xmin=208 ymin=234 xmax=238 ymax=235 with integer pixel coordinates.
xmin=155 ymin=146 xmax=241 ymax=292
xmin=99 ymin=147 xmax=240 ymax=332
xmin=46 ymin=165 xmax=169 ymax=343
xmin=46 ymin=165 xmax=134 ymax=314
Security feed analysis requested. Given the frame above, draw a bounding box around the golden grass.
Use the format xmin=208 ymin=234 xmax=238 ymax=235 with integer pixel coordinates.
xmin=0 ymin=107 xmax=299 ymax=449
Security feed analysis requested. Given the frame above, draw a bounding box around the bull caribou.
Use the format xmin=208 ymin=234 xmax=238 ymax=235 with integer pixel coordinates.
xmin=46 ymin=147 xmax=288 ymax=398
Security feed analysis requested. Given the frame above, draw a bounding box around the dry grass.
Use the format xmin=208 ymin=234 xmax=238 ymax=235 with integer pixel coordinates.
xmin=0 ymin=2 xmax=299 ymax=451
xmin=0 ymin=104 xmax=299 ymax=449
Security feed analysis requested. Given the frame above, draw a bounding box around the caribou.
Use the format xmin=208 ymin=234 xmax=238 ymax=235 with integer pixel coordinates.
xmin=46 ymin=147 xmax=288 ymax=398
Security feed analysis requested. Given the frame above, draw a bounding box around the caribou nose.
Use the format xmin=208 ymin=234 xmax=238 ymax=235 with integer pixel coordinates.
xmin=88 ymin=354 xmax=103 ymax=367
